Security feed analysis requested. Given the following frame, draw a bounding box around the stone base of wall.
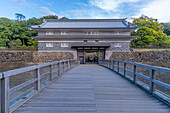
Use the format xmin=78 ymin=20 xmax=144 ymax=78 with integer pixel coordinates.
xmin=109 ymin=51 xmax=170 ymax=68
xmin=33 ymin=52 xmax=74 ymax=63
xmin=0 ymin=52 xmax=33 ymax=62
xmin=0 ymin=51 xmax=75 ymax=63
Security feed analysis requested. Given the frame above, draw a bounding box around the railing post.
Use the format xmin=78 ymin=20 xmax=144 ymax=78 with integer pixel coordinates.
xmin=50 ymin=64 xmax=53 ymax=81
xmin=111 ymin=60 xmax=113 ymax=70
xmin=112 ymin=60 xmax=114 ymax=71
xmin=150 ymin=69 xmax=155 ymax=94
xmin=133 ymin=65 xmax=136 ymax=82
xmin=117 ymin=61 xmax=119 ymax=73
xmin=1 ymin=76 xmax=10 ymax=113
xmin=68 ymin=60 xmax=70 ymax=70
xmin=35 ymin=68 xmax=40 ymax=91
xmin=58 ymin=63 xmax=60 ymax=76
xmin=63 ymin=61 xmax=65 ymax=73
xmin=123 ymin=63 xmax=126 ymax=76
xmin=109 ymin=61 xmax=111 ymax=69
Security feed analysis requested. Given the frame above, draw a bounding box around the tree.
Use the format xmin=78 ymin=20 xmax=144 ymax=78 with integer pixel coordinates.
xmin=161 ymin=23 xmax=170 ymax=36
xmin=130 ymin=15 xmax=170 ymax=47
xmin=27 ymin=39 xmax=38 ymax=46
xmin=15 ymin=13 xmax=26 ymax=21
xmin=40 ymin=15 xmax=58 ymax=19
xmin=12 ymin=39 xmax=22 ymax=47
xmin=0 ymin=14 xmax=69 ymax=48
xmin=60 ymin=17 xmax=69 ymax=19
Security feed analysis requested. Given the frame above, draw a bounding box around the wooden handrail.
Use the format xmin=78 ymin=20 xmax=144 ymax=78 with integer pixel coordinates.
xmin=99 ymin=59 xmax=170 ymax=106
xmin=0 ymin=59 xmax=77 ymax=113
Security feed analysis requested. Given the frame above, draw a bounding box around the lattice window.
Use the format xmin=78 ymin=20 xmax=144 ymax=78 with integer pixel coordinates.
xmin=114 ymin=43 xmax=122 ymax=47
xmin=61 ymin=43 xmax=69 ymax=47
xmin=46 ymin=43 xmax=53 ymax=47
xmin=46 ymin=32 xmax=53 ymax=35
xmin=61 ymin=32 xmax=67 ymax=35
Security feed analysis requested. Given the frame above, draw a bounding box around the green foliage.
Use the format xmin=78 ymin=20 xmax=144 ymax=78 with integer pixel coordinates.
xmin=161 ymin=23 xmax=170 ymax=36
xmin=15 ymin=13 xmax=26 ymax=21
xmin=0 ymin=38 xmax=9 ymax=46
xmin=12 ymin=39 xmax=22 ymax=47
xmin=0 ymin=14 xmax=68 ymax=49
xmin=27 ymin=39 xmax=38 ymax=46
xmin=40 ymin=15 xmax=58 ymax=19
xmin=130 ymin=15 xmax=170 ymax=47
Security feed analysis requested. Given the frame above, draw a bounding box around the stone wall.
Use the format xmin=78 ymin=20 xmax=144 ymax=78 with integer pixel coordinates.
xmin=0 ymin=52 xmax=33 ymax=62
xmin=0 ymin=51 xmax=74 ymax=63
xmin=33 ymin=52 xmax=74 ymax=63
xmin=109 ymin=51 xmax=170 ymax=68
xmin=0 ymin=51 xmax=74 ymax=72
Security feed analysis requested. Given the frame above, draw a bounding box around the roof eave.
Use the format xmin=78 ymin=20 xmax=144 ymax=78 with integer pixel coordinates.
xmin=30 ymin=27 xmax=138 ymax=30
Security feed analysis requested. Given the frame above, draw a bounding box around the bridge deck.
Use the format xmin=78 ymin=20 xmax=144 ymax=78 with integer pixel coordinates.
xmin=14 ymin=65 xmax=169 ymax=113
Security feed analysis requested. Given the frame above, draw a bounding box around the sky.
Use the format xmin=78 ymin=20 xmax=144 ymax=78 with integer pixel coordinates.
xmin=0 ymin=0 xmax=170 ymax=22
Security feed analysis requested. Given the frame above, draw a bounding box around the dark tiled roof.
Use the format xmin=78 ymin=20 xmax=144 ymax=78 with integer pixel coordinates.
xmin=32 ymin=35 xmax=137 ymax=40
xmin=30 ymin=19 xmax=137 ymax=29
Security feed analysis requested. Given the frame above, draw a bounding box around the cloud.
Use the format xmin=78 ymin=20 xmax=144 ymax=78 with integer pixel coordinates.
xmin=138 ymin=0 xmax=170 ymax=22
xmin=60 ymin=10 xmax=91 ymax=18
xmin=89 ymin=0 xmax=140 ymax=12
xmin=57 ymin=0 xmax=169 ymax=22
xmin=41 ymin=7 xmax=63 ymax=18
xmin=10 ymin=0 xmax=27 ymax=5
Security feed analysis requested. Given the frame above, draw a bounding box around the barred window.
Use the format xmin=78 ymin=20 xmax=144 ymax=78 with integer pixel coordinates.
xmin=84 ymin=40 xmax=88 ymax=42
xmin=95 ymin=40 xmax=99 ymax=42
xmin=61 ymin=32 xmax=67 ymax=35
xmin=46 ymin=32 xmax=53 ymax=35
xmin=61 ymin=43 xmax=69 ymax=47
xmin=86 ymin=32 xmax=99 ymax=35
xmin=114 ymin=43 xmax=122 ymax=47
xmin=46 ymin=43 xmax=53 ymax=47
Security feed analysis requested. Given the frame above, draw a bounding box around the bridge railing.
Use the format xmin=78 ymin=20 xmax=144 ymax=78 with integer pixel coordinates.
xmin=0 ymin=59 xmax=77 ymax=113
xmin=99 ymin=59 xmax=170 ymax=106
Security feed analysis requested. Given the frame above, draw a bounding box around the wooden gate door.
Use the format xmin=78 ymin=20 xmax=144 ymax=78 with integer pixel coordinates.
xmin=77 ymin=51 xmax=85 ymax=64
xmin=99 ymin=50 xmax=105 ymax=61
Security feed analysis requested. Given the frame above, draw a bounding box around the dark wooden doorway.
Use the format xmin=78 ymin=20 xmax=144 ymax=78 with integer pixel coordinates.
xmin=77 ymin=49 xmax=105 ymax=64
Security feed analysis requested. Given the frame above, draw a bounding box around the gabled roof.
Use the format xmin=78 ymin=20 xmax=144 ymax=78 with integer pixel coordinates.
xmin=30 ymin=19 xmax=137 ymax=29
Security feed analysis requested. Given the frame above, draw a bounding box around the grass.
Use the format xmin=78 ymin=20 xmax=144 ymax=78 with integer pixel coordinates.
xmin=133 ymin=48 xmax=170 ymax=52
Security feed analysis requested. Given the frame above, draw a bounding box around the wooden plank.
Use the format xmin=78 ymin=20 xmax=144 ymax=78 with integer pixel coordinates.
xmin=110 ymin=59 xmax=170 ymax=73
xmin=152 ymin=79 xmax=170 ymax=89
xmin=14 ymin=65 xmax=169 ymax=113
xmin=125 ymin=69 xmax=133 ymax=73
xmin=135 ymin=73 xmax=150 ymax=80
xmin=3 ymin=66 xmax=37 ymax=77
xmin=10 ymin=78 xmax=37 ymax=94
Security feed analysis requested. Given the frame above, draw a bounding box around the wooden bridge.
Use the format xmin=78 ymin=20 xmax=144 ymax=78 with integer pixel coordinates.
xmin=0 ymin=59 xmax=170 ymax=113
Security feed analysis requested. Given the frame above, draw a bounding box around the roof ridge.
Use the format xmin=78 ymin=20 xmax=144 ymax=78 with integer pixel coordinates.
xmin=44 ymin=19 xmax=126 ymax=22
